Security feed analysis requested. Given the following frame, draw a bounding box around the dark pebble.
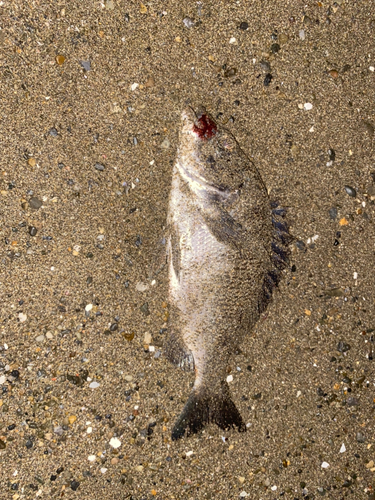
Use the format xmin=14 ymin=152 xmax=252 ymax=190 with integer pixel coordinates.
xmin=329 ymin=207 xmax=338 ymax=220
xmin=270 ymin=43 xmax=280 ymax=53
xmin=87 ymin=276 xmax=93 ymax=284
xmin=25 ymin=439 xmax=33 ymax=449
xmin=70 ymin=480 xmax=80 ymax=491
xmin=239 ymin=21 xmax=248 ymax=30
xmin=50 ymin=475 xmax=57 ymax=481
xmin=344 ymin=185 xmax=356 ymax=197
xmin=80 ymin=60 xmax=91 ymax=71
xmin=10 ymin=369 xmax=19 ymax=379
xmin=135 ymin=235 xmax=142 ymax=247
xmin=8 ymin=424 xmax=16 ymax=430
xmin=11 ymin=483 xmax=18 ymax=490
xmin=49 ymin=127 xmax=58 ymax=137
xmin=58 ymin=162 xmax=65 ymax=169
xmin=252 ymin=392 xmax=262 ymax=400
xmin=295 ymin=240 xmax=305 ymax=251
xmin=0 ymin=439 xmax=6 ymax=449
xmin=328 ymin=148 xmax=335 ymax=161
xmin=95 ymin=162 xmax=105 ymax=171
xmin=29 ymin=197 xmax=42 ymax=210
xmin=28 ymin=226 xmax=37 ymax=236
xmin=110 ymin=323 xmax=118 ymax=331
xmin=264 ymin=73 xmax=273 ymax=86
xmin=337 ymin=341 xmax=351 ymax=353
xmin=140 ymin=302 xmax=150 ymax=316
xmin=334 ymin=239 xmax=339 ymax=246
xmin=86 ymin=252 xmax=94 ymax=258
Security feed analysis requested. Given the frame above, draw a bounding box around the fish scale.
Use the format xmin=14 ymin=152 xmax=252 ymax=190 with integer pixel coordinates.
xmin=165 ymin=106 xmax=291 ymax=440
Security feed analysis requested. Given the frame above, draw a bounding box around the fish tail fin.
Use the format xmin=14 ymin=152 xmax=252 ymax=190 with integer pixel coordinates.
xmin=171 ymin=382 xmax=246 ymax=440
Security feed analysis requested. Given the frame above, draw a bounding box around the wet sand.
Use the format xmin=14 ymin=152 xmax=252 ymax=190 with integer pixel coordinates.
xmin=1 ymin=1 xmax=375 ymax=498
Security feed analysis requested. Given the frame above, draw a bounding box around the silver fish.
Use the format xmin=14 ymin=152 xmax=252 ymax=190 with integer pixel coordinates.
xmin=165 ymin=106 xmax=291 ymax=440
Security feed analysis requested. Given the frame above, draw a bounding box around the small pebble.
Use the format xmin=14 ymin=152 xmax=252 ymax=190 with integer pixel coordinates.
xmin=29 ymin=197 xmax=42 ymax=210
xmin=270 ymin=43 xmax=280 ymax=53
xmin=329 ymin=69 xmax=339 ymax=78
xmin=344 ymin=185 xmax=356 ymax=197
xmin=239 ymin=21 xmax=248 ymax=30
xmin=160 ymin=138 xmax=170 ymax=149
xmin=18 ymin=313 xmax=27 ymax=323
xmin=95 ymin=162 xmax=105 ymax=171
xmin=340 ymin=443 xmax=346 ymax=453
xmin=88 ymin=455 xmax=96 ymax=462
xmin=183 ymin=17 xmax=194 ymax=28
xmin=80 ymin=60 xmax=91 ymax=71
xmin=49 ymin=127 xmax=58 ymax=137
xmin=55 ymin=55 xmax=65 ymax=65
xmin=264 ymin=73 xmax=272 ymax=86
xmin=279 ymin=33 xmax=288 ymax=44
xmin=321 ymin=462 xmax=329 ymax=468
xmin=28 ymin=158 xmax=36 ymax=167
xmin=304 ymin=103 xmax=313 ymax=110
xmin=109 ymin=437 xmax=121 ymax=449
xmin=299 ymin=29 xmax=306 ymax=40
xmin=28 ymin=226 xmax=37 ymax=236
xmin=89 ymin=381 xmax=100 ymax=389
xmin=35 ymin=335 xmax=45 ymax=342
xmin=260 ymin=60 xmax=271 ymax=72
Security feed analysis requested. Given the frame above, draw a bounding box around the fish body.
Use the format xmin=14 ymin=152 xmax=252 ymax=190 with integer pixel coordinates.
xmin=166 ymin=107 xmax=290 ymax=440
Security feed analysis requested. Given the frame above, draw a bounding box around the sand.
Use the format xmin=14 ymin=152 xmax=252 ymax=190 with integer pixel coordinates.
xmin=1 ymin=0 xmax=375 ymax=498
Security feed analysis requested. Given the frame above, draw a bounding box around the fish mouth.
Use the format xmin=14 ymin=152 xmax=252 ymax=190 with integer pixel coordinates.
xmin=182 ymin=106 xmax=217 ymax=141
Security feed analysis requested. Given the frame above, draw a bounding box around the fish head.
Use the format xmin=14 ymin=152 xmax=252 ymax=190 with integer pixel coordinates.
xmin=177 ymin=106 xmax=244 ymax=192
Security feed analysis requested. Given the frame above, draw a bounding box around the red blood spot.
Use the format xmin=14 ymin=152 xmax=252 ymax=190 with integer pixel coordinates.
xmin=193 ymin=114 xmax=217 ymax=140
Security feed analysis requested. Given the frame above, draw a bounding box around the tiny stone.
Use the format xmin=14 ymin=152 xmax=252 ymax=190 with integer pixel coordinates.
xmin=80 ymin=60 xmax=91 ymax=71
xmin=183 ymin=17 xmax=195 ymax=28
xmin=89 ymin=381 xmax=100 ymax=389
xmin=0 ymin=440 xmax=6 ymax=449
xmin=49 ymin=127 xmax=58 ymax=137
xmin=239 ymin=21 xmax=249 ymax=30
xmin=55 ymin=55 xmax=65 ymax=65
xmin=279 ymin=33 xmax=289 ymax=44
xmin=356 ymin=432 xmax=365 ymax=443
xmin=109 ymin=437 xmax=121 ymax=449
xmin=95 ymin=162 xmax=105 ymax=171
xmin=28 ymin=158 xmax=36 ymax=167
xmin=270 ymin=43 xmax=280 ymax=53
xmin=344 ymin=185 xmax=356 ymax=197
xmin=337 ymin=341 xmax=350 ymax=353
xmin=29 ymin=197 xmax=42 ymax=210
xmin=299 ymin=29 xmax=305 ymax=40
xmin=18 ymin=312 xmax=27 ymax=323
xmin=160 ymin=138 xmax=170 ymax=149
xmin=321 ymin=461 xmax=329 ymax=468
xmin=260 ymin=60 xmax=271 ymax=72
xmin=140 ymin=302 xmax=150 ymax=316
xmin=329 ymin=69 xmax=339 ymax=78
xmin=70 ymin=480 xmax=80 ymax=491
xmin=264 ymin=73 xmax=272 ymax=86
xmin=28 ymin=226 xmax=37 ymax=236
xmin=35 ymin=335 xmax=45 ymax=342
xmin=329 ymin=207 xmax=338 ymax=220
xmin=88 ymin=455 xmax=96 ymax=462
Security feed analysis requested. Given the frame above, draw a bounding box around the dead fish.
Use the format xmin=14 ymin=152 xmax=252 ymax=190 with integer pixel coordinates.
xmin=165 ymin=106 xmax=291 ymax=440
